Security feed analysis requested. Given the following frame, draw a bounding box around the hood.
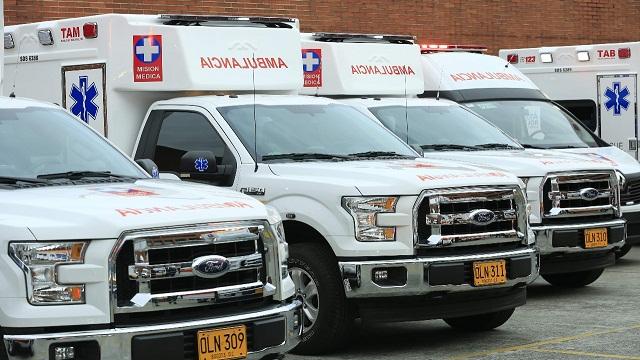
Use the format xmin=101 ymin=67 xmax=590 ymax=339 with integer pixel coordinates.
xmin=549 ymin=147 xmax=640 ymax=176
xmin=267 ymin=158 xmax=521 ymax=196
xmin=423 ymin=149 xmax=618 ymax=177
xmin=0 ymin=180 xmax=266 ymax=240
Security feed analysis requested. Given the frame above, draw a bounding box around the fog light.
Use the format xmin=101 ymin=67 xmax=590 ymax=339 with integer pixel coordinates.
xmin=374 ymin=270 xmax=388 ymax=281
xmin=54 ymin=346 xmax=75 ymax=360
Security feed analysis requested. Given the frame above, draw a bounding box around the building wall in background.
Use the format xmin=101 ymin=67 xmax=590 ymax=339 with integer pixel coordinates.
xmin=5 ymin=0 xmax=640 ymax=54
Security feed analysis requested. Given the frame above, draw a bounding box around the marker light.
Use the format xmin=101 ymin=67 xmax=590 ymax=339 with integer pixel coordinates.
xmin=618 ymin=48 xmax=631 ymax=59
xmin=37 ymin=29 xmax=54 ymax=46
xmin=4 ymin=33 xmax=14 ymax=49
xmin=83 ymin=22 xmax=98 ymax=39
xmin=420 ymin=44 xmax=487 ymax=54
xmin=577 ymin=51 xmax=590 ymax=62
xmin=506 ymin=54 xmax=519 ymax=64
xmin=540 ymin=53 xmax=553 ymax=63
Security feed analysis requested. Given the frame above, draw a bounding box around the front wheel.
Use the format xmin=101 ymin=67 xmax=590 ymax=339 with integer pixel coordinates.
xmin=542 ymin=268 xmax=605 ymax=288
xmin=288 ymin=243 xmax=352 ymax=355
xmin=444 ymin=308 xmax=515 ymax=331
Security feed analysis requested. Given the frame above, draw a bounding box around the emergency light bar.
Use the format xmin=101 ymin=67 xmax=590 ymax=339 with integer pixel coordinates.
xmin=420 ymin=44 xmax=487 ymax=53
xmin=312 ymin=32 xmax=415 ymax=44
xmin=160 ymin=14 xmax=297 ymax=28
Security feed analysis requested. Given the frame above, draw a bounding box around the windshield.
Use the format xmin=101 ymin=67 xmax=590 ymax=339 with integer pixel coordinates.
xmin=219 ymin=104 xmax=417 ymax=161
xmin=368 ymin=105 xmax=522 ymax=151
xmin=0 ymin=107 xmax=145 ymax=179
xmin=466 ymin=100 xmax=600 ymax=149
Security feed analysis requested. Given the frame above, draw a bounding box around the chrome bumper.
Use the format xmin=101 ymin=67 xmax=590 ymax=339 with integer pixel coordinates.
xmin=2 ymin=300 xmax=302 ymax=360
xmin=532 ymin=219 xmax=626 ymax=255
xmin=339 ymin=247 xmax=538 ymax=298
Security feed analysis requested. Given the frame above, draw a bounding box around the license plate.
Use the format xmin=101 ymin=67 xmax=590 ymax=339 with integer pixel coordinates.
xmin=473 ymin=259 xmax=507 ymax=287
xmin=584 ymin=228 xmax=608 ymax=249
xmin=197 ymin=325 xmax=247 ymax=360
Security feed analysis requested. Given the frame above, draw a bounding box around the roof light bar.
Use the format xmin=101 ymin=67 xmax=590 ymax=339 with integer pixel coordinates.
xmin=37 ymin=29 xmax=54 ymax=46
xmin=160 ymin=14 xmax=297 ymax=27
xmin=540 ymin=53 xmax=553 ymax=63
xmin=419 ymin=44 xmax=488 ymax=53
xmin=577 ymin=51 xmax=590 ymax=62
xmin=312 ymin=32 xmax=415 ymax=44
xmin=4 ymin=33 xmax=14 ymax=49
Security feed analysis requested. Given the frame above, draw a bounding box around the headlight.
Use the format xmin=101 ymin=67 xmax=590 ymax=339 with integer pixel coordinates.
xmin=273 ymin=220 xmax=290 ymax=279
xmin=342 ymin=196 xmax=398 ymax=241
xmin=9 ymin=242 xmax=87 ymax=305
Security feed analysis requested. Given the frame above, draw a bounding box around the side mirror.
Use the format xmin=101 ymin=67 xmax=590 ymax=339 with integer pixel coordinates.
xmin=135 ymin=159 xmax=160 ymax=178
xmin=180 ymin=151 xmax=218 ymax=179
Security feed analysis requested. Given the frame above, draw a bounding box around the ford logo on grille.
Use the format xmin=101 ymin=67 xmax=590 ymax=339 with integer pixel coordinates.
xmin=192 ymin=255 xmax=230 ymax=279
xmin=580 ymin=188 xmax=600 ymax=201
xmin=469 ymin=209 xmax=496 ymax=226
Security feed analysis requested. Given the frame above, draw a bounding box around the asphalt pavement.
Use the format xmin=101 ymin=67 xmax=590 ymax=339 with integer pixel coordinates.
xmin=290 ymin=247 xmax=640 ymax=360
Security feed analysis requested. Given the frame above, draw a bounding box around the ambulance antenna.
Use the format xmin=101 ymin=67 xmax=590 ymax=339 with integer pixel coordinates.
xmin=435 ymin=65 xmax=445 ymax=101
xmin=252 ymin=52 xmax=259 ymax=173
xmin=9 ymin=35 xmax=27 ymax=98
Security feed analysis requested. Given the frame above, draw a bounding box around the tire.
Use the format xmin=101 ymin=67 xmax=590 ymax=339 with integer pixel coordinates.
xmin=616 ymin=243 xmax=633 ymax=259
xmin=444 ymin=308 xmax=515 ymax=331
xmin=542 ymin=268 xmax=605 ymax=288
xmin=288 ymin=243 xmax=352 ymax=355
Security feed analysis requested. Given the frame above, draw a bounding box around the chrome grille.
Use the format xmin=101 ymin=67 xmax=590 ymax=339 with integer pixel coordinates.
xmin=542 ymin=172 xmax=619 ymax=222
xmin=109 ymin=222 xmax=276 ymax=319
xmin=621 ymin=178 xmax=640 ymax=205
xmin=415 ymin=186 xmax=527 ymax=247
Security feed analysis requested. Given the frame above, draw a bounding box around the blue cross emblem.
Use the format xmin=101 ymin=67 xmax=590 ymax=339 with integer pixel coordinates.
xmin=135 ymin=36 xmax=161 ymax=63
xmin=302 ymin=50 xmax=321 ymax=72
xmin=604 ymin=82 xmax=630 ymax=116
xmin=69 ymin=75 xmax=99 ymax=123
xmin=194 ymin=157 xmax=209 ymax=172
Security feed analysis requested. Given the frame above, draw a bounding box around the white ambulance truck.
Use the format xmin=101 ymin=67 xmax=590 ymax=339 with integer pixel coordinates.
xmin=301 ymin=33 xmax=625 ymax=287
xmin=418 ymin=48 xmax=640 ymax=259
xmin=0 ymin=96 xmax=300 ymax=360
xmin=499 ymin=43 xmax=639 ymax=158
xmin=5 ymin=14 xmax=538 ymax=354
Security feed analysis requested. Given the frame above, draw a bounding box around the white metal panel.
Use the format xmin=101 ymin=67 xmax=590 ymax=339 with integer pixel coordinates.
xmin=598 ymin=74 xmax=638 ymax=158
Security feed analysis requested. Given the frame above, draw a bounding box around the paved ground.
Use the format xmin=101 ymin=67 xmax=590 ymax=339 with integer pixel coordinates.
xmin=290 ymin=248 xmax=640 ymax=360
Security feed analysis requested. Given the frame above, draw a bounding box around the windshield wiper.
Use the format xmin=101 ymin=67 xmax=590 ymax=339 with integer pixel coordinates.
xmin=261 ymin=153 xmax=352 ymax=161
xmin=0 ymin=176 xmax=48 ymax=184
xmin=547 ymin=145 xmax=589 ymax=149
xmin=521 ymin=144 xmax=547 ymax=149
xmin=476 ymin=143 xmax=522 ymax=150
xmin=36 ymin=171 xmax=133 ymax=180
xmin=420 ymin=144 xmax=480 ymax=151
xmin=348 ymin=151 xmax=413 ymax=158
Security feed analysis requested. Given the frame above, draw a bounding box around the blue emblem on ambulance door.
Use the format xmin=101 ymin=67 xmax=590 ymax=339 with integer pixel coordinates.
xmin=69 ymin=75 xmax=99 ymax=123
xmin=604 ymin=82 xmax=630 ymax=116
xmin=302 ymin=50 xmax=321 ymax=73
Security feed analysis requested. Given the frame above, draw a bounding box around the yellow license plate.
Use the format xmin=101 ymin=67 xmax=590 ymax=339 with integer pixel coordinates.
xmin=197 ymin=325 xmax=247 ymax=360
xmin=584 ymin=228 xmax=608 ymax=248
xmin=473 ymin=259 xmax=507 ymax=287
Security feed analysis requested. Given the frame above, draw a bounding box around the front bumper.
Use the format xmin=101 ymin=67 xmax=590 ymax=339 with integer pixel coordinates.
xmin=622 ymin=207 xmax=640 ymax=245
xmin=339 ymin=247 xmax=537 ymax=299
xmin=532 ymin=219 xmax=626 ymax=275
xmin=2 ymin=300 xmax=302 ymax=360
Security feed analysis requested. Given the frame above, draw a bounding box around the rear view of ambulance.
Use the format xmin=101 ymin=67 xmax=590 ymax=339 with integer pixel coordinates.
xmin=302 ymin=34 xmax=625 ymax=286
xmin=5 ymin=14 xmax=538 ymax=354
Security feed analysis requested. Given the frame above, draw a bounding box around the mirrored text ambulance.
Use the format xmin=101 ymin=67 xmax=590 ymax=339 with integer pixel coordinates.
xmin=301 ymin=33 xmax=625 ymax=287
xmin=0 ymin=96 xmax=300 ymax=360
xmin=5 ymin=14 xmax=538 ymax=354
xmin=419 ymin=48 xmax=640 ymax=259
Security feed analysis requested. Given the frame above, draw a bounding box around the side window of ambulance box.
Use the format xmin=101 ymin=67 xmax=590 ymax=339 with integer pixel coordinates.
xmin=555 ymin=100 xmax=598 ymax=133
xmin=135 ymin=110 xmax=237 ymax=186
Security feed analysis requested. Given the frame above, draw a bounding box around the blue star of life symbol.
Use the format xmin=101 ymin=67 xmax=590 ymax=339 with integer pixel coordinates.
xmin=302 ymin=50 xmax=321 ymax=72
xmin=604 ymin=82 xmax=630 ymax=116
xmin=69 ymin=75 xmax=99 ymax=123
xmin=194 ymin=157 xmax=209 ymax=172
xmin=135 ymin=36 xmax=161 ymax=63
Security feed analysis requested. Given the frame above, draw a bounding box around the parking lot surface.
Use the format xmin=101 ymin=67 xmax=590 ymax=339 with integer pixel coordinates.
xmin=290 ymin=248 xmax=640 ymax=360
